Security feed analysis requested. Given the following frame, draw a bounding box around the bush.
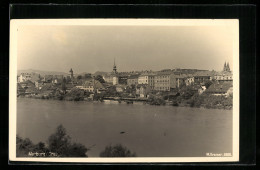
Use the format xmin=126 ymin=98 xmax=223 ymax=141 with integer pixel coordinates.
xmin=48 ymin=125 xmax=88 ymax=157
xmin=64 ymin=88 xmax=85 ymax=101
xmin=147 ymin=95 xmax=166 ymax=105
xmin=17 ymin=125 xmax=88 ymax=157
xmin=100 ymin=144 xmax=136 ymax=157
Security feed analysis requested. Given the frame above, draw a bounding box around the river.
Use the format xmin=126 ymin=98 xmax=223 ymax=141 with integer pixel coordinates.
xmin=17 ymin=98 xmax=233 ymax=157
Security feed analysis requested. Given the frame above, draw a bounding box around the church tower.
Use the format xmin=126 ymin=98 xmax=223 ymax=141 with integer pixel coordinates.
xmin=113 ymin=58 xmax=117 ymax=74
xmin=223 ymin=62 xmax=227 ymax=71
xmin=223 ymin=61 xmax=231 ymax=72
xmin=69 ymin=68 xmax=74 ymax=78
xmin=226 ymin=62 xmax=230 ymax=72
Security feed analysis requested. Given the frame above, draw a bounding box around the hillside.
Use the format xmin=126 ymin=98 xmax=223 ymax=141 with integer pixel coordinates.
xmin=18 ymin=69 xmax=69 ymax=76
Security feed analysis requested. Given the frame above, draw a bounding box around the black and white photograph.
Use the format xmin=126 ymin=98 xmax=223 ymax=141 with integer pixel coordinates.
xmin=9 ymin=19 xmax=239 ymax=162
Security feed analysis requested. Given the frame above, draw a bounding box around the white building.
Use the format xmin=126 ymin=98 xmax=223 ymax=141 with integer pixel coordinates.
xmin=138 ymin=74 xmax=155 ymax=90
xmin=18 ymin=73 xmax=32 ymax=83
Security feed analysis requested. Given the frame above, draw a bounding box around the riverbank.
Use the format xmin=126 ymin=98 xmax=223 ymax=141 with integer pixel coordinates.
xmin=18 ymin=92 xmax=232 ymax=110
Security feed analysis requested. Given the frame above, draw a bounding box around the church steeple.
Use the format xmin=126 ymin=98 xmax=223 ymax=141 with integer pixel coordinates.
xmin=69 ymin=68 xmax=74 ymax=78
xmin=226 ymin=62 xmax=230 ymax=72
xmin=113 ymin=58 xmax=117 ymax=74
xmin=223 ymin=61 xmax=231 ymax=72
xmin=223 ymin=62 xmax=227 ymax=71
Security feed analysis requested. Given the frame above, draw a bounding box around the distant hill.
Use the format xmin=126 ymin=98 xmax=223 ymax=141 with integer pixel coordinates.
xmin=17 ymin=69 xmax=69 ymax=76
xmin=93 ymin=71 xmax=109 ymax=76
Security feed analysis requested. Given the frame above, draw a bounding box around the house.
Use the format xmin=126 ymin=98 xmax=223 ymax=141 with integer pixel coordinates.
xmin=184 ymin=75 xmax=195 ymax=86
xmin=198 ymin=85 xmax=207 ymax=95
xmin=127 ymin=74 xmax=139 ymax=86
xmin=75 ymin=80 xmax=84 ymax=89
xmin=175 ymin=75 xmax=186 ymax=88
xmin=115 ymin=85 xmax=125 ymax=93
xmin=154 ymin=72 xmax=177 ymax=91
xmin=17 ymin=73 xmax=32 ymax=83
xmin=43 ymin=75 xmax=54 ymax=83
xmin=77 ymin=80 xmax=104 ymax=93
xmin=138 ymin=73 xmax=155 ymax=90
xmin=136 ymin=84 xmax=151 ymax=98
xmin=35 ymin=80 xmax=44 ymax=90
xmin=19 ymin=80 xmax=35 ymax=89
xmin=193 ymin=71 xmax=212 ymax=84
xmin=214 ymin=71 xmax=233 ymax=82
xmin=52 ymin=75 xmax=64 ymax=84
xmin=205 ymin=82 xmax=233 ymax=96
xmin=118 ymin=75 xmax=128 ymax=85
xmin=25 ymin=86 xmax=38 ymax=95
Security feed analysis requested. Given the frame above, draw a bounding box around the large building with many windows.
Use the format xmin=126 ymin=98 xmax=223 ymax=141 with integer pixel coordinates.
xmin=138 ymin=73 xmax=155 ymax=90
xmin=154 ymin=73 xmax=177 ymax=91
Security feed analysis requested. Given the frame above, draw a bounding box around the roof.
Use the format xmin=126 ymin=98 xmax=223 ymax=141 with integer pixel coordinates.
xmin=83 ymin=80 xmax=104 ymax=89
xmin=40 ymin=84 xmax=57 ymax=92
xmin=20 ymin=80 xmax=35 ymax=86
xmin=155 ymin=72 xmax=173 ymax=76
xmin=25 ymin=86 xmax=38 ymax=93
xmin=128 ymin=75 xmax=140 ymax=79
xmin=193 ymin=71 xmax=213 ymax=77
xmin=206 ymin=82 xmax=233 ymax=94
xmin=214 ymin=71 xmax=233 ymax=76
xmin=44 ymin=75 xmax=53 ymax=81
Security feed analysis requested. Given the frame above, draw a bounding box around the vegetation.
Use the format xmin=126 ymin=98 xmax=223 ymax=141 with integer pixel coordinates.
xmin=64 ymin=87 xmax=85 ymax=101
xmin=95 ymin=75 xmax=105 ymax=83
xmin=104 ymin=86 xmax=120 ymax=97
xmin=48 ymin=125 xmax=88 ymax=157
xmin=147 ymin=95 xmax=166 ymax=105
xmin=185 ymin=93 xmax=232 ymax=109
xmin=17 ymin=125 xmax=88 ymax=157
xmin=99 ymin=144 xmax=136 ymax=157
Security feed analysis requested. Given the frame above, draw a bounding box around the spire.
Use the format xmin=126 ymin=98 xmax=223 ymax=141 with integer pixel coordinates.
xmin=69 ymin=68 xmax=74 ymax=78
xmin=223 ymin=62 xmax=227 ymax=71
xmin=114 ymin=58 xmax=116 ymax=67
xmin=113 ymin=58 xmax=117 ymax=74
xmin=227 ymin=62 xmax=230 ymax=71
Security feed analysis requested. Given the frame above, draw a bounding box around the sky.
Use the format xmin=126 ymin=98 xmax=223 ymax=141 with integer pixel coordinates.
xmin=17 ymin=25 xmax=234 ymax=74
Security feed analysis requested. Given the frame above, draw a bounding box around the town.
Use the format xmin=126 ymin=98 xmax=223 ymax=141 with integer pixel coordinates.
xmin=17 ymin=61 xmax=233 ymax=109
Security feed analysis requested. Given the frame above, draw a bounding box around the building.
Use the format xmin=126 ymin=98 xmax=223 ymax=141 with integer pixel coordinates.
xmin=193 ymin=71 xmax=212 ymax=84
xmin=127 ymin=74 xmax=139 ymax=86
xmin=52 ymin=75 xmax=64 ymax=84
xmin=214 ymin=71 xmax=233 ymax=82
xmin=184 ymin=75 xmax=195 ymax=86
xmin=18 ymin=73 xmax=32 ymax=83
xmin=154 ymin=73 xmax=177 ymax=91
xmin=77 ymin=79 xmax=105 ymax=93
xmin=69 ymin=68 xmax=74 ymax=78
xmin=223 ymin=62 xmax=231 ymax=72
xmin=205 ymin=81 xmax=233 ymax=96
xmin=19 ymin=80 xmax=35 ymax=89
xmin=136 ymin=84 xmax=151 ymax=98
xmin=103 ymin=58 xmax=119 ymax=85
xmin=138 ymin=73 xmax=155 ymax=90
xmin=175 ymin=75 xmax=186 ymax=88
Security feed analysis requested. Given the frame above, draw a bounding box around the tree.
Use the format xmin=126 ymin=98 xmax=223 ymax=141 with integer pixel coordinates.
xmin=205 ymin=80 xmax=213 ymax=89
xmin=84 ymin=73 xmax=92 ymax=79
xmin=77 ymin=75 xmax=82 ymax=80
xmin=100 ymin=144 xmax=136 ymax=157
xmin=47 ymin=125 xmax=88 ymax=157
xmin=95 ymin=75 xmax=105 ymax=83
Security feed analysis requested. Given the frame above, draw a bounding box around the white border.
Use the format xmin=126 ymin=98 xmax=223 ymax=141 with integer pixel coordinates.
xmin=9 ymin=19 xmax=239 ymax=163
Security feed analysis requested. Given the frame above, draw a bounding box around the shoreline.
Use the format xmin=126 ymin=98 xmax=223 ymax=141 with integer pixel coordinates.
xmin=18 ymin=95 xmax=233 ymax=110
